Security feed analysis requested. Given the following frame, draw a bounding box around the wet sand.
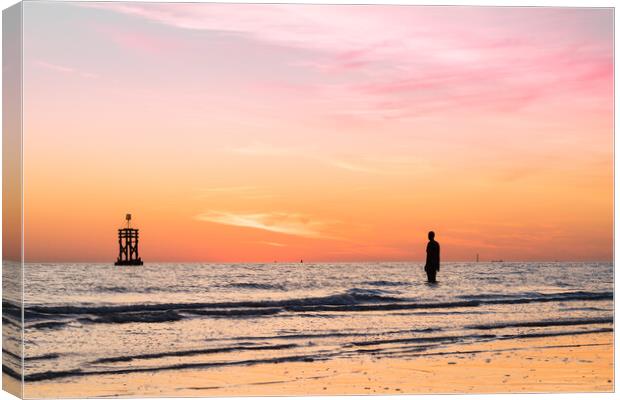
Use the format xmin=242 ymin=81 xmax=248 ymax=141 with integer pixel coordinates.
xmin=2 ymin=373 xmax=21 ymax=398
xmin=17 ymin=331 xmax=613 ymax=398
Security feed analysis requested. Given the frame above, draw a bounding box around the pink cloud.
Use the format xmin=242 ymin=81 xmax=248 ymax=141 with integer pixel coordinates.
xmin=35 ymin=60 xmax=99 ymax=79
xmin=35 ymin=60 xmax=75 ymax=73
xmin=80 ymin=3 xmax=612 ymax=118
xmin=91 ymin=23 xmax=181 ymax=54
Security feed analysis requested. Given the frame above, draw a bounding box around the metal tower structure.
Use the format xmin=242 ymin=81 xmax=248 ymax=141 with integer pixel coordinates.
xmin=115 ymin=213 xmax=143 ymax=266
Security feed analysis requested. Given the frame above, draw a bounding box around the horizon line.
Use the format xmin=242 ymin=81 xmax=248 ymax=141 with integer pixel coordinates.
xmin=16 ymin=259 xmax=615 ymax=264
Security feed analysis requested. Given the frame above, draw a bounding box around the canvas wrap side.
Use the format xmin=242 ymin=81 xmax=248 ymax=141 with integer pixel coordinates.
xmin=2 ymin=2 xmax=24 ymax=398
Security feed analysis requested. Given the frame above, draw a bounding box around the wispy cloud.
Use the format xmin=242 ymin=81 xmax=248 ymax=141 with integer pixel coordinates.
xmin=259 ymin=241 xmax=287 ymax=247
xmin=324 ymin=159 xmax=378 ymax=173
xmin=35 ymin=60 xmax=99 ymax=79
xmin=198 ymin=186 xmax=258 ymax=193
xmin=329 ymin=155 xmax=431 ymax=175
xmin=195 ymin=210 xmax=333 ymax=239
xmin=228 ymin=142 xmax=299 ymax=157
xmin=195 ymin=186 xmax=275 ymax=200
xmin=226 ymin=143 xmax=428 ymax=175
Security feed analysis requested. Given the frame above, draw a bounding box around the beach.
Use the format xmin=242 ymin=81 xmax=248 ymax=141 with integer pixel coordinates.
xmin=17 ymin=331 xmax=613 ymax=397
xmin=2 ymin=261 xmax=614 ymax=397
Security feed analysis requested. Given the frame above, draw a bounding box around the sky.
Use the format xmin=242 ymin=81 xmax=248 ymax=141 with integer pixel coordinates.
xmin=21 ymin=3 xmax=613 ymax=262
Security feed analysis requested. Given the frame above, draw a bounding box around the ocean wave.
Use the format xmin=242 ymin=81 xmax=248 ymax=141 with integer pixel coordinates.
xmin=29 ymin=321 xmax=68 ymax=330
xmin=466 ymin=317 xmax=613 ymax=330
xmin=2 ymin=365 xmax=22 ymax=380
xmin=2 ymin=317 xmax=21 ymax=328
xmin=361 ymin=280 xmax=408 ymax=287
xmin=182 ymin=308 xmax=282 ymax=317
xmin=20 ymin=290 xmax=613 ymax=327
xmin=80 ymin=310 xmax=183 ymax=324
xmin=94 ymin=343 xmax=298 ymax=364
xmin=2 ymin=301 xmax=21 ymax=319
xmin=225 ymin=282 xmax=288 ymax=291
xmin=25 ymin=353 xmax=61 ymax=361
xmin=386 ymin=328 xmax=614 ymax=358
xmin=498 ymin=327 xmax=613 ymax=340
xmin=21 ymin=353 xmax=323 ymax=382
xmin=95 ymin=286 xmax=133 ymax=293
xmin=226 ymin=327 xmax=440 ymax=343
xmin=2 ymin=349 xmax=20 ymax=361
xmin=350 ymin=333 xmax=497 ymax=347
xmin=459 ymin=290 xmax=613 ymax=302
xmin=22 ymin=289 xmax=404 ymax=318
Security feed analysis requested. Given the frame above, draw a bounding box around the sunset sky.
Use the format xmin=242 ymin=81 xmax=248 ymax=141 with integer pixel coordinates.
xmin=22 ymin=3 xmax=613 ymax=262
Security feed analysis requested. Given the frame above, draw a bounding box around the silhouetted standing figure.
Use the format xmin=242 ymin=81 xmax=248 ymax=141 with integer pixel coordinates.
xmin=425 ymin=231 xmax=440 ymax=283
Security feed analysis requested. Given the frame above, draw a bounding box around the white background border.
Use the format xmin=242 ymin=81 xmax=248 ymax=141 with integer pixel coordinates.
xmin=0 ymin=0 xmax=615 ymax=399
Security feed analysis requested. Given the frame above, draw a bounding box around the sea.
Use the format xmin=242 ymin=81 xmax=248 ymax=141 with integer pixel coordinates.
xmin=2 ymin=262 xmax=614 ymax=387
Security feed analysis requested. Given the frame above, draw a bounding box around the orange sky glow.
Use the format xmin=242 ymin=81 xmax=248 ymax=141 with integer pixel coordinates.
xmin=22 ymin=3 xmax=613 ymax=262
